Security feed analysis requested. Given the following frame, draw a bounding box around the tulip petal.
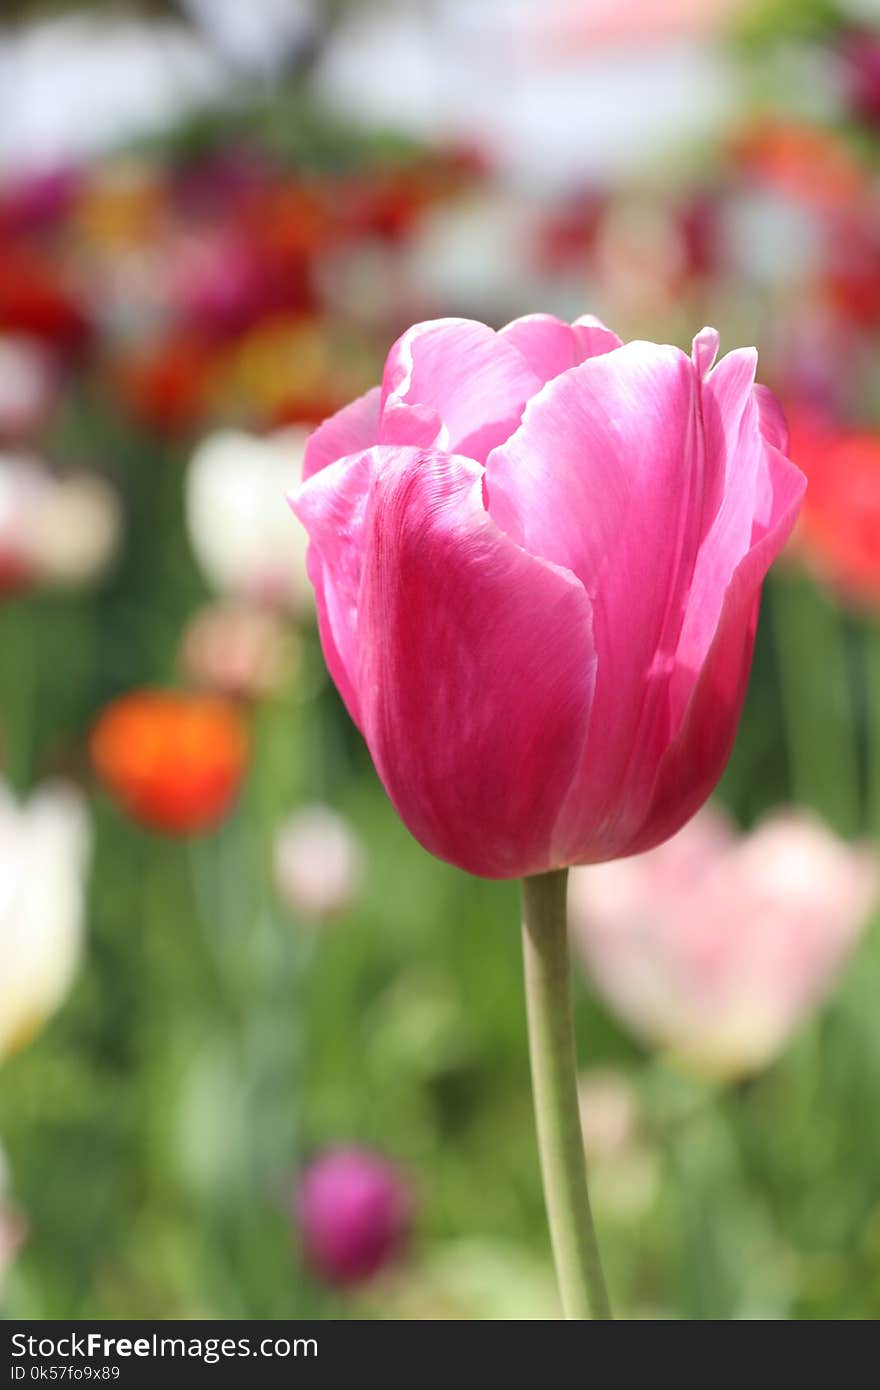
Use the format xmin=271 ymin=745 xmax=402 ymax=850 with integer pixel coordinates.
xmin=691 ymin=326 xmax=720 ymax=377
xmin=380 ymin=318 xmax=542 ymax=463
xmin=291 ymin=449 xmax=376 ymax=724
xmin=303 ymin=387 xmax=381 ymax=481
xmin=666 ymin=349 xmax=774 ymax=721
xmin=379 ymin=398 xmax=444 ymax=449
xmin=753 ymin=383 xmax=790 ymax=452
xmin=355 ymin=450 xmax=596 ymax=878
xmin=624 ymin=444 xmax=806 ymax=856
xmin=499 ymin=312 xmax=622 ymax=384
xmin=486 ymin=340 xmax=706 ymax=853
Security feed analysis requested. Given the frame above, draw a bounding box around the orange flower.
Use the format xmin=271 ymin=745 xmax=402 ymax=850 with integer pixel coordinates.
xmin=789 ymin=412 xmax=880 ymax=606
xmin=731 ymin=121 xmax=866 ymax=211
xmin=90 ymin=690 xmax=248 ymax=835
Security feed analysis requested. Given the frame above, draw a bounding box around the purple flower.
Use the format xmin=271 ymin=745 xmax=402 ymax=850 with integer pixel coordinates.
xmin=296 ymin=1148 xmax=412 ymax=1287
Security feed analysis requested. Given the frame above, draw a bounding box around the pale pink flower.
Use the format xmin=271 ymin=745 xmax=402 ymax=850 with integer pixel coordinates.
xmin=0 ymin=337 xmax=58 ymax=441
xmin=0 ymin=1145 xmax=26 ymax=1300
xmin=273 ymin=805 xmax=365 ymax=920
xmin=530 ymin=0 xmax=751 ymax=50
xmin=180 ymin=599 xmax=296 ymax=701
xmin=570 ymin=807 xmax=876 ymax=1079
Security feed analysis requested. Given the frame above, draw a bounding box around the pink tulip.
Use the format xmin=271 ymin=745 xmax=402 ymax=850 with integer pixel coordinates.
xmin=569 ymin=807 xmax=877 ymax=1078
xmin=289 ymin=314 xmax=804 ymax=879
xmin=295 ymin=1148 xmax=412 ymax=1287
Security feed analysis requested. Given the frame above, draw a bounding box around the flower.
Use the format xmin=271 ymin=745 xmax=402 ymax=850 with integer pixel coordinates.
xmin=273 ymin=805 xmax=365 ymax=920
xmin=170 ymin=230 xmax=310 ymax=341
xmin=90 ymin=689 xmax=248 ymax=836
xmin=569 ymin=806 xmax=876 ymax=1079
xmin=118 ymin=337 xmax=215 ymax=435
xmin=0 ymin=248 xmax=91 ymax=356
xmin=0 ymin=337 xmax=58 ymax=441
xmin=577 ymin=1068 xmax=659 ymax=1217
xmin=290 ymin=314 xmax=804 ymax=879
xmin=531 ymin=0 xmax=751 ymax=48
xmin=0 ymin=454 xmax=120 ymax=593
xmin=0 ymin=453 xmax=46 ymax=594
xmin=577 ymin=1069 xmax=640 ymax=1163
xmin=731 ymin=121 xmax=866 ymax=212
xmin=25 ymin=473 xmax=121 ymax=588
xmin=788 ymin=413 xmax=880 ymax=606
xmin=180 ymin=599 xmax=296 ymax=701
xmin=295 ymin=1148 xmax=412 ymax=1287
xmin=839 ymin=29 xmax=880 ymax=128
xmin=0 ymin=780 xmax=91 ymax=1061
xmin=186 ymin=427 xmax=312 ymax=612
xmin=0 ymin=1144 xmax=26 ymax=1298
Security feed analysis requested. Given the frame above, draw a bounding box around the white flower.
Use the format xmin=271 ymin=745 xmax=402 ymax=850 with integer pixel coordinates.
xmin=185 ymin=427 xmax=312 ymax=612
xmin=0 ymin=453 xmax=120 ymax=589
xmin=27 ymin=473 xmax=121 ymax=586
xmin=273 ymin=804 xmax=365 ymax=920
xmin=0 ymin=781 xmax=91 ymax=1061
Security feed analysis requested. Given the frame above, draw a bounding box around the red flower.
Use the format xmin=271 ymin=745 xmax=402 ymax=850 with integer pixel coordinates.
xmin=90 ymin=690 xmax=248 ymax=835
xmin=117 ymin=338 xmax=216 ymax=435
xmin=0 ymin=247 xmax=90 ymax=355
xmin=790 ymin=412 xmax=880 ymax=606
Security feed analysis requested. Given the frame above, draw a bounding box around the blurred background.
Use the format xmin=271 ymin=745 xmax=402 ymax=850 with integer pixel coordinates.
xmin=1 ymin=0 xmax=880 ymax=1321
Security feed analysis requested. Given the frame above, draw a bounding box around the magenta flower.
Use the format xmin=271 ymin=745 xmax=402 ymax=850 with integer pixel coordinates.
xmin=296 ymin=1148 xmax=412 ymax=1287
xmin=289 ymin=314 xmax=804 ymax=880
xmin=840 ymin=30 xmax=880 ymax=129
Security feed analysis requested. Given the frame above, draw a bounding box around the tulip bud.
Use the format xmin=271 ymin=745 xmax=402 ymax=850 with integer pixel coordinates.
xmin=295 ymin=1148 xmax=412 ymax=1287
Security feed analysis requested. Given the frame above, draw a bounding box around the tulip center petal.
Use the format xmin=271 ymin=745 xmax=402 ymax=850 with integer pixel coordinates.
xmin=353 ymin=448 xmax=597 ymax=879
xmin=380 ymin=317 xmax=543 ymax=463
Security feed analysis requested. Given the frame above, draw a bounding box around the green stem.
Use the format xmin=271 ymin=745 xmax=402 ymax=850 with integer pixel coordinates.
xmin=521 ymin=870 xmax=612 ymax=1320
xmin=0 ymin=597 xmax=35 ymax=793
